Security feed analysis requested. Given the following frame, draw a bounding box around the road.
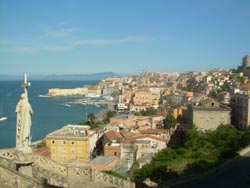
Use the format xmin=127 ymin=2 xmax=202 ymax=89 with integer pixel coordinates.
xmin=170 ymin=150 xmax=250 ymax=188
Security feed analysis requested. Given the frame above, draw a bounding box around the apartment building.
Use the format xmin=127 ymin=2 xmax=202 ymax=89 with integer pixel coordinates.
xmin=45 ymin=125 xmax=97 ymax=163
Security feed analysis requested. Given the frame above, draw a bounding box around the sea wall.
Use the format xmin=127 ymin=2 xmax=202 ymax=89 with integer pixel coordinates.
xmin=48 ymin=88 xmax=88 ymax=96
xmin=48 ymin=85 xmax=102 ymax=97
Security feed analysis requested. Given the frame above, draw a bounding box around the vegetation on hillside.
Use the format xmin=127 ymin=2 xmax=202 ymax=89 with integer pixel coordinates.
xmin=134 ymin=107 xmax=157 ymax=116
xmin=132 ymin=124 xmax=250 ymax=183
xmin=104 ymin=110 xmax=117 ymax=123
xmin=163 ymin=113 xmax=177 ymax=130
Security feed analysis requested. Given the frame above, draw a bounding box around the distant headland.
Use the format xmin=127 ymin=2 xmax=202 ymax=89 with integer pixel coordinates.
xmin=0 ymin=72 xmax=122 ymax=81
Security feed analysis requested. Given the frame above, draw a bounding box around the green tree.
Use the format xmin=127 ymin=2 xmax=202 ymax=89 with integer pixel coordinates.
xmin=239 ymin=128 xmax=250 ymax=147
xmin=87 ymin=113 xmax=96 ymax=125
xmin=206 ymin=124 xmax=241 ymax=158
xmin=106 ymin=110 xmax=116 ymax=122
xmin=163 ymin=113 xmax=176 ymax=130
xmin=142 ymin=107 xmax=157 ymax=116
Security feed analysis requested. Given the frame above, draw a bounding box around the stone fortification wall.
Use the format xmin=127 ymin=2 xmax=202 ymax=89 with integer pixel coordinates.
xmin=48 ymin=87 xmax=88 ymax=96
xmin=193 ymin=109 xmax=231 ymax=131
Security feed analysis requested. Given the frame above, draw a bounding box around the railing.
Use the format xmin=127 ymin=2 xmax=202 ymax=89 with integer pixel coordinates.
xmin=0 ymin=148 xmax=135 ymax=188
xmin=95 ymin=170 xmax=135 ymax=188
xmin=33 ymin=154 xmax=67 ymax=177
xmin=0 ymin=162 xmax=43 ymax=188
xmin=68 ymin=166 xmax=92 ymax=180
xmin=0 ymin=148 xmax=16 ymax=160
xmin=68 ymin=166 xmax=135 ymax=188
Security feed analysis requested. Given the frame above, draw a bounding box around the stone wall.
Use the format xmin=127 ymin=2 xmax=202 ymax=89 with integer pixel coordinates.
xmin=192 ymin=107 xmax=231 ymax=131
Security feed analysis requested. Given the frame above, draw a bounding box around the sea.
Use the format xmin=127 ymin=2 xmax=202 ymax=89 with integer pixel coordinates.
xmin=0 ymin=80 xmax=106 ymax=149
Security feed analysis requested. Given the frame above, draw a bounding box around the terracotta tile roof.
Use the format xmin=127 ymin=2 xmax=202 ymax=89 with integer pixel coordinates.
xmin=121 ymin=134 xmax=167 ymax=144
xmin=105 ymin=130 xmax=123 ymax=141
xmin=35 ymin=147 xmax=51 ymax=157
xmin=200 ymin=97 xmax=219 ymax=106
xmin=139 ymin=129 xmax=169 ymax=134
xmin=119 ymin=129 xmax=135 ymax=139
xmin=120 ymin=129 xmax=129 ymax=135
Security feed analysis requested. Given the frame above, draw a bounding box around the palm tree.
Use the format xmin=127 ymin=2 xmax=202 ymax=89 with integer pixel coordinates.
xmin=87 ymin=113 xmax=96 ymax=125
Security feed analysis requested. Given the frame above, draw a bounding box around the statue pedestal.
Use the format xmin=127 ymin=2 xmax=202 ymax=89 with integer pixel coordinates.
xmin=14 ymin=150 xmax=35 ymax=178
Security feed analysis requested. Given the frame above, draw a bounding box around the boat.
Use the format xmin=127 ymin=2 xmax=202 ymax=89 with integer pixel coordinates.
xmin=85 ymin=93 xmax=101 ymax=98
xmin=102 ymin=95 xmax=114 ymax=101
xmin=39 ymin=94 xmax=52 ymax=98
xmin=0 ymin=117 xmax=7 ymax=122
xmin=61 ymin=103 xmax=71 ymax=108
xmin=0 ymin=105 xmax=7 ymax=122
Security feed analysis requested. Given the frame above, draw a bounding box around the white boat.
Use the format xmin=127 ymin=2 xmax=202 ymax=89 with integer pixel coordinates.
xmin=0 ymin=117 xmax=7 ymax=122
xmin=85 ymin=93 xmax=101 ymax=98
xmin=102 ymin=95 xmax=114 ymax=101
xmin=0 ymin=105 xmax=7 ymax=122
xmin=39 ymin=94 xmax=52 ymax=98
xmin=61 ymin=103 xmax=71 ymax=107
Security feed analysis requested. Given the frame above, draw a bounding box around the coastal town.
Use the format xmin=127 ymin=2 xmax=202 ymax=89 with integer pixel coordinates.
xmin=1 ymin=1 xmax=250 ymax=187
xmin=31 ymin=55 xmax=250 ymax=186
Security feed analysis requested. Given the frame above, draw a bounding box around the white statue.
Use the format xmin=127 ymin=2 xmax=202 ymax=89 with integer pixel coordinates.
xmin=16 ymin=73 xmax=33 ymax=153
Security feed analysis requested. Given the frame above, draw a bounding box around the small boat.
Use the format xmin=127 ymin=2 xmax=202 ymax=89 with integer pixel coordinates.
xmin=0 ymin=117 xmax=7 ymax=122
xmin=61 ymin=103 xmax=71 ymax=107
xmin=0 ymin=105 xmax=7 ymax=122
xmin=63 ymin=103 xmax=71 ymax=107
xmin=39 ymin=94 xmax=52 ymax=98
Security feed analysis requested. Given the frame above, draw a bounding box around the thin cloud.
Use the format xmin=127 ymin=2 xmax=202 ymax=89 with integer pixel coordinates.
xmin=45 ymin=27 xmax=80 ymax=39
xmin=0 ymin=36 xmax=156 ymax=53
xmin=73 ymin=37 xmax=155 ymax=46
xmin=0 ymin=24 xmax=156 ymax=53
xmin=37 ymin=24 xmax=80 ymax=39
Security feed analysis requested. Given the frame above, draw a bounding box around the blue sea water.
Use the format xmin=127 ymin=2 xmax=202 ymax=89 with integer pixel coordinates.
xmin=0 ymin=80 xmax=106 ymax=149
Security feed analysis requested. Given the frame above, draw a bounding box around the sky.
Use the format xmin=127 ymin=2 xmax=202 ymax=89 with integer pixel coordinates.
xmin=0 ymin=0 xmax=250 ymax=75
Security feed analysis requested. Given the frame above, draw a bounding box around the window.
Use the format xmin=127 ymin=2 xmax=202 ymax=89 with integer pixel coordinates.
xmin=51 ymin=140 xmax=55 ymax=144
xmin=71 ymin=141 xmax=75 ymax=145
xmin=58 ymin=140 xmax=63 ymax=145
xmin=63 ymin=141 xmax=66 ymax=144
xmin=51 ymin=147 xmax=56 ymax=152
xmin=114 ymin=152 xmax=117 ymax=156
xmin=78 ymin=141 xmax=84 ymax=145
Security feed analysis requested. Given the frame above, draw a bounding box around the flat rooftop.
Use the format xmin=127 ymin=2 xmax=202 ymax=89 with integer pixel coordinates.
xmin=90 ymin=156 xmax=117 ymax=165
xmin=46 ymin=124 xmax=91 ymax=138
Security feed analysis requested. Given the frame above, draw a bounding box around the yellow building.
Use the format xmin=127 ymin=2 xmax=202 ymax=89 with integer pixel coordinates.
xmin=133 ymin=90 xmax=160 ymax=106
xmin=45 ymin=125 xmax=95 ymax=163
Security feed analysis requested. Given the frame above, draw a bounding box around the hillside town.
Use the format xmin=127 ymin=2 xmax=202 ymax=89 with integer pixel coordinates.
xmin=32 ymin=55 xmax=250 ymax=187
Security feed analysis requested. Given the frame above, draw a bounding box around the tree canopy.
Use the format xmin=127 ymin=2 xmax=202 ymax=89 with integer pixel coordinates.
xmin=87 ymin=113 xmax=96 ymax=125
xmin=132 ymin=124 xmax=249 ymax=183
xmin=163 ymin=113 xmax=177 ymax=130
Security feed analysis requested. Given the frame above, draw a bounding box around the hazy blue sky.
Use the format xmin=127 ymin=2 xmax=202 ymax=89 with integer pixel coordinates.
xmin=1 ymin=0 xmax=250 ymax=75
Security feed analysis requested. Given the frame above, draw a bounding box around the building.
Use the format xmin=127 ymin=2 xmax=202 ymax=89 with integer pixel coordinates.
xmin=45 ymin=125 xmax=98 ymax=163
xmin=104 ymin=143 xmax=121 ymax=158
xmin=232 ymin=92 xmax=250 ymax=129
xmin=132 ymin=89 xmax=160 ymax=109
xmin=110 ymin=114 xmax=163 ymax=130
xmin=243 ymin=55 xmax=250 ymax=68
xmin=239 ymin=55 xmax=250 ymax=77
xmin=120 ymin=135 xmax=167 ymax=168
xmin=187 ymin=106 xmax=231 ymax=131
xmin=88 ymin=156 xmax=119 ymax=171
